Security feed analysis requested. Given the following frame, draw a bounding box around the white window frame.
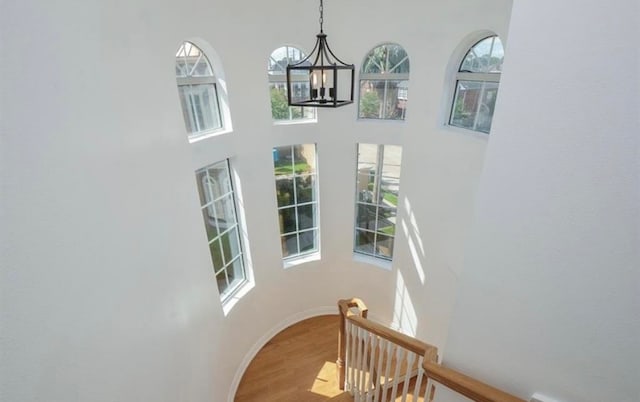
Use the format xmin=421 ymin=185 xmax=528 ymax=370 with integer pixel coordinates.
xmin=176 ymin=41 xmax=226 ymax=139
xmin=448 ymin=35 xmax=503 ymax=134
xmin=353 ymin=144 xmax=402 ymax=261
xmin=268 ymin=45 xmax=316 ymax=123
xmin=196 ymin=160 xmax=247 ymax=302
xmin=273 ymin=144 xmax=320 ymax=262
xmin=358 ymin=43 xmax=410 ymax=121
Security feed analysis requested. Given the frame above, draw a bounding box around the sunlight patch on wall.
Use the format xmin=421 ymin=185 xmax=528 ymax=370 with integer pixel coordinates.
xmin=392 ymin=270 xmax=418 ymax=337
xmin=401 ymin=197 xmax=426 ymax=284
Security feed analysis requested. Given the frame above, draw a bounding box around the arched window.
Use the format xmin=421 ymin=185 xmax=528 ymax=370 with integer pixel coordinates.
xmin=176 ymin=41 xmax=223 ymax=137
xmin=268 ymin=46 xmax=315 ymax=122
xmin=358 ymin=43 xmax=410 ymax=120
xmin=449 ymin=35 xmax=504 ymax=134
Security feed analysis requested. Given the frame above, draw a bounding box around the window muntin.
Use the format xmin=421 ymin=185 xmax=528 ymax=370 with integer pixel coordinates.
xmin=449 ymin=36 xmax=503 ymax=134
xmin=176 ymin=41 xmax=223 ymax=136
xmin=358 ymin=44 xmax=410 ymax=120
xmin=354 ymin=144 xmax=402 ymax=260
xmin=273 ymin=144 xmax=319 ymax=259
xmin=195 ymin=160 xmax=246 ymax=300
xmin=268 ymin=46 xmax=316 ymax=122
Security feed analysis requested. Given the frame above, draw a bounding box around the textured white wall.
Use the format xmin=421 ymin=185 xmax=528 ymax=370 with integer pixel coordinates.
xmin=442 ymin=1 xmax=640 ymax=402
xmin=0 ymin=0 xmax=510 ymax=401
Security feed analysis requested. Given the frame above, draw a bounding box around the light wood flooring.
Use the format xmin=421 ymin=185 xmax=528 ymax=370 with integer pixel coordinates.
xmin=234 ymin=314 xmax=352 ymax=402
xmin=234 ymin=315 xmax=428 ymax=402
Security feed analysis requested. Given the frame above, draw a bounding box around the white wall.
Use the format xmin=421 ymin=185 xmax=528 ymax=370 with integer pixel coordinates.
xmin=0 ymin=0 xmax=511 ymax=401
xmin=442 ymin=1 xmax=640 ymax=402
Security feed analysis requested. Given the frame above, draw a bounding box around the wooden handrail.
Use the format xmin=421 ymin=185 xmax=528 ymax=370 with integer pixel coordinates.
xmin=422 ymin=361 xmax=526 ymax=402
xmin=338 ymin=298 xmax=369 ymax=318
xmin=337 ymin=298 xmax=438 ymax=390
xmin=336 ymin=298 xmax=525 ymax=402
xmin=347 ymin=315 xmax=438 ymax=359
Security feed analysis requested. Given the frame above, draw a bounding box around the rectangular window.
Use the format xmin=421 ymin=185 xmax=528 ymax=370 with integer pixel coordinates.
xmin=273 ymin=144 xmax=319 ymax=260
xmin=269 ymin=82 xmax=316 ymax=121
xmin=178 ymin=83 xmax=223 ymax=134
xmin=354 ymin=144 xmax=402 ymax=260
xmin=358 ymin=80 xmax=408 ymax=120
xmin=449 ymin=80 xmax=498 ymax=134
xmin=195 ymin=160 xmax=246 ymax=300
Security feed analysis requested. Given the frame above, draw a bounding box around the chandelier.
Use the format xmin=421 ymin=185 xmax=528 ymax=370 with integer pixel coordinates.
xmin=286 ymin=0 xmax=355 ymax=108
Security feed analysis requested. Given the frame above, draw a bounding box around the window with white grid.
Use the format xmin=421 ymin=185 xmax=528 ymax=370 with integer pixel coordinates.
xmin=195 ymin=160 xmax=246 ymax=300
xmin=358 ymin=43 xmax=410 ymax=120
xmin=354 ymin=144 xmax=402 ymax=260
xmin=449 ymin=35 xmax=504 ymax=134
xmin=268 ymin=46 xmax=316 ymax=122
xmin=176 ymin=41 xmax=224 ymax=137
xmin=273 ymin=144 xmax=319 ymax=260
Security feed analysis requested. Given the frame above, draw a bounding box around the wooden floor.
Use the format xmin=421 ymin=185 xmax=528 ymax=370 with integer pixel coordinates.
xmin=235 ymin=314 xmax=353 ymax=402
xmin=234 ymin=315 xmax=429 ymax=402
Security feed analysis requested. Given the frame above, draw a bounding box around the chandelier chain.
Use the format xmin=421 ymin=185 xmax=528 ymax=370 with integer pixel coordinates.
xmin=319 ymin=0 xmax=324 ymax=32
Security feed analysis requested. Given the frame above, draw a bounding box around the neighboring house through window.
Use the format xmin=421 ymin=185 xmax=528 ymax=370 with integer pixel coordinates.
xmin=268 ymin=46 xmax=316 ymax=122
xmin=449 ymin=35 xmax=504 ymax=134
xmin=358 ymin=43 xmax=410 ymax=120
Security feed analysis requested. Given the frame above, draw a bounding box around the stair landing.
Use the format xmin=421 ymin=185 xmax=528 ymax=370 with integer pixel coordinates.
xmin=235 ymin=314 xmax=352 ymax=402
xmin=234 ymin=314 xmax=429 ymax=402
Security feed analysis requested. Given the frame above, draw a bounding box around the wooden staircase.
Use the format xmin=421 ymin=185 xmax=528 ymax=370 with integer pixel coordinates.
xmin=235 ymin=299 xmax=526 ymax=402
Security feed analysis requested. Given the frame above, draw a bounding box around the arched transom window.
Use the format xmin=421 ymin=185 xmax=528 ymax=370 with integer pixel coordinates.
xmin=449 ymin=35 xmax=504 ymax=134
xmin=358 ymin=43 xmax=410 ymax=120
xmin=268 ymin=46 xmax=315 ymax=122
xmin=176 ymin=41 xmax=223 ymax=137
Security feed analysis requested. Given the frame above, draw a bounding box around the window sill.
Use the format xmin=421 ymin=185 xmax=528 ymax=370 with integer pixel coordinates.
xmin=442 ymin=123 xmax=490 ymax=139
xmin=273 ymin=118 xmax=317 ymax=126
xmin=188 ymin=127 xmax=233 ymax=144
xmin=283 ymin=252 xmax=321 ymax=269
xmin=352 ymin=253 xmax=392 ymax=271
xmin=356 ymin=117 xmax=406 ymax=124
xmin=221 ymin=279 xmax=255 ymax=316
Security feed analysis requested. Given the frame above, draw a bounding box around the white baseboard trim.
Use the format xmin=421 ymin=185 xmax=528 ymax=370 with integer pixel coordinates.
xmin=226 ymin=305 xmax=336 ymax=402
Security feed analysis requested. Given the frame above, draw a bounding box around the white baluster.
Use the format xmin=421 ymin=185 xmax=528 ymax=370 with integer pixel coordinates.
xmin=358 ymin=328 xmax=371 ymax=402
xmin=400 ymin=352 xmax=416 ymax=402
xmin=412 ymin=356 xmax=425 ymax=402
xmin=352 ymin=322 xmax=361 ymax=395
xmin=423 ymin=378 xmax=436 ymax=402
xmin=345 ymin=320 xmax=353 ymax=392
xmin=388 ymin=347 xmax=405 ymax=401
xmin=356 ymin=326 xmax=368 ymax=402
xmin=365 ymin=334 xmax=378 ymax=402
xmin=380 ymin=342 xmax=395 ymax=402
xmin=372 ymin=338 xmax=389 ymax=402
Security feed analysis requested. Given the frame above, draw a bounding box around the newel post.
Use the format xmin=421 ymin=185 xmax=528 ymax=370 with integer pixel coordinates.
xmin=337 ymin=298 xmax=368 ymax=390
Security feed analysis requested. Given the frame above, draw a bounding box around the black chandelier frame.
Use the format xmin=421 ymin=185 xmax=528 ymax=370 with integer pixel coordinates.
xmin=286 ymin=0 xmax=355 ymax=108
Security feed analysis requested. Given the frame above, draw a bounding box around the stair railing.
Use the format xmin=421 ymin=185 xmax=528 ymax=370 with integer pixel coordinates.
xmin=338 ymin=298 xmax=438 ymax=402
xmin=337 ymin=298 xmax=526 ymax=402
xmin=421 ymin=361 xmax=526 ymax=402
